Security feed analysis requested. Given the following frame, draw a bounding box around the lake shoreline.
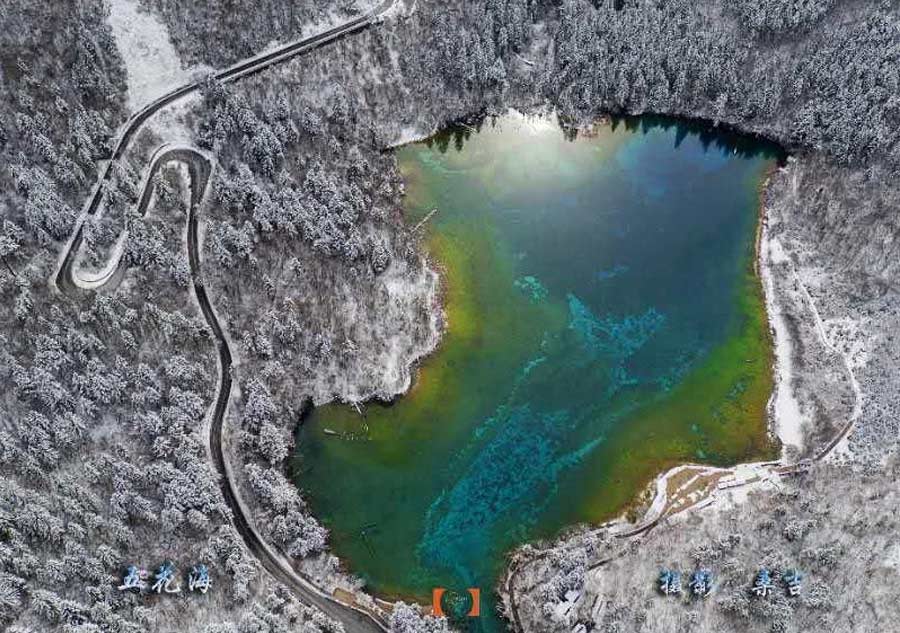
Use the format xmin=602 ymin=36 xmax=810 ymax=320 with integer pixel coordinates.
xmin=295 ymin=112 xmax=789 ymax=629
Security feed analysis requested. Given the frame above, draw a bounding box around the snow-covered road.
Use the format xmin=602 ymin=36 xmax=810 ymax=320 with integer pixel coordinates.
xmin=54 ymin=3 xmax=399 ymax=632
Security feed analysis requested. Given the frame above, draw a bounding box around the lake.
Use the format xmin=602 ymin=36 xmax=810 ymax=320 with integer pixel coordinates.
xmin=292 ymin=112 xmax=781 ymax=630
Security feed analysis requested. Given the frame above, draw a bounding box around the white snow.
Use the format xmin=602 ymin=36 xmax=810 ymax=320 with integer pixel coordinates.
xmin=74 ymin=233 xmax=127 ymax=289
xmin=143 ymin=93 xmax=202 ymax=146
xmin=823 ymin=316 xmax=871 ymax=374
xmin=761 ymin=233 xmax=807 ymax=453
xmin=791 ymin=260 xmax=864 ymax=463
xmin=375 ymin=0 xmax=415 ymax=22
xmin=882 ymin=543 xmax=900 ymax=572
xmin=107 ymin=0 xmax=198 ymax=112
xmin=819 ymin=314 xmax=868 ymax=462
xmin=388 ymin=126 xmax=433 ymax=148
xmin=646 ymin=466 xmax=678 ymax=519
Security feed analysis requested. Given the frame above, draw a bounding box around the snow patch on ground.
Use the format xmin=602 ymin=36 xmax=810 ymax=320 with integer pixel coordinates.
xmin=107 ymin=0 xmax=198 ymax=112
xmin=761 ymin=231 xmax=807 ymax=453
xmin=143 ymin=94 xmax=201 ymax=146
xmin=783 ymin=242 xmax=864 ymax=464
xmin=388 ymin=126 xmax=433 ymax=148
xmin=377 ymin=0 xmax=415 ymax=21
xmin=821 ymin=314 xmax=869 ymax=463
xmin=882 ymin=543 xmax=900 ymax=572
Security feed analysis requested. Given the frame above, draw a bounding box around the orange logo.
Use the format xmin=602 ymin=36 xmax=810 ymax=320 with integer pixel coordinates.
xmin=432 ymin=587 xmax=480 ymax=618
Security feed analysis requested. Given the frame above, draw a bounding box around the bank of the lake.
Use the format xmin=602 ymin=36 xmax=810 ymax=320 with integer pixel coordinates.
xmin=292 ymin=112 xmax=782 ymax=631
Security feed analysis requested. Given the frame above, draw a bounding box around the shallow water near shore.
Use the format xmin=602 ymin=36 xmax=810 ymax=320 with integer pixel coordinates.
xmin=293 ymin=113 xmax=780 ymax=631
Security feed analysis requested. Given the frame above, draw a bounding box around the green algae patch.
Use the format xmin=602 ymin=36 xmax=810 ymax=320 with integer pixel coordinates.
xmin=293 ymin=113 xmax=781 ymax=630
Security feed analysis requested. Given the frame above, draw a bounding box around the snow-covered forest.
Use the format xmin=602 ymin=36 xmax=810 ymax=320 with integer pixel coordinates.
xmin=0 ymin=1 xmax=386 ymax=630
xmin=2 ymin=0 xmax=900 ymax=632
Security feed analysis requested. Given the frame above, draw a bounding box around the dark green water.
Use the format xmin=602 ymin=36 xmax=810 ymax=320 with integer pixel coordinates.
xmin=293 ymin=114 xmax=780 ymax=631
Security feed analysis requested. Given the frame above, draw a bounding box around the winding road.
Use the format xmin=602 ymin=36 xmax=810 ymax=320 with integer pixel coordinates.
xmin=53 ymin=3 xmax=397 ymax=632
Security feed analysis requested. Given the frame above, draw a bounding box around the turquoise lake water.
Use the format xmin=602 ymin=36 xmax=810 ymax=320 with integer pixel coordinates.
xmin=293 ymin=114 xmax=781 ymax=630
